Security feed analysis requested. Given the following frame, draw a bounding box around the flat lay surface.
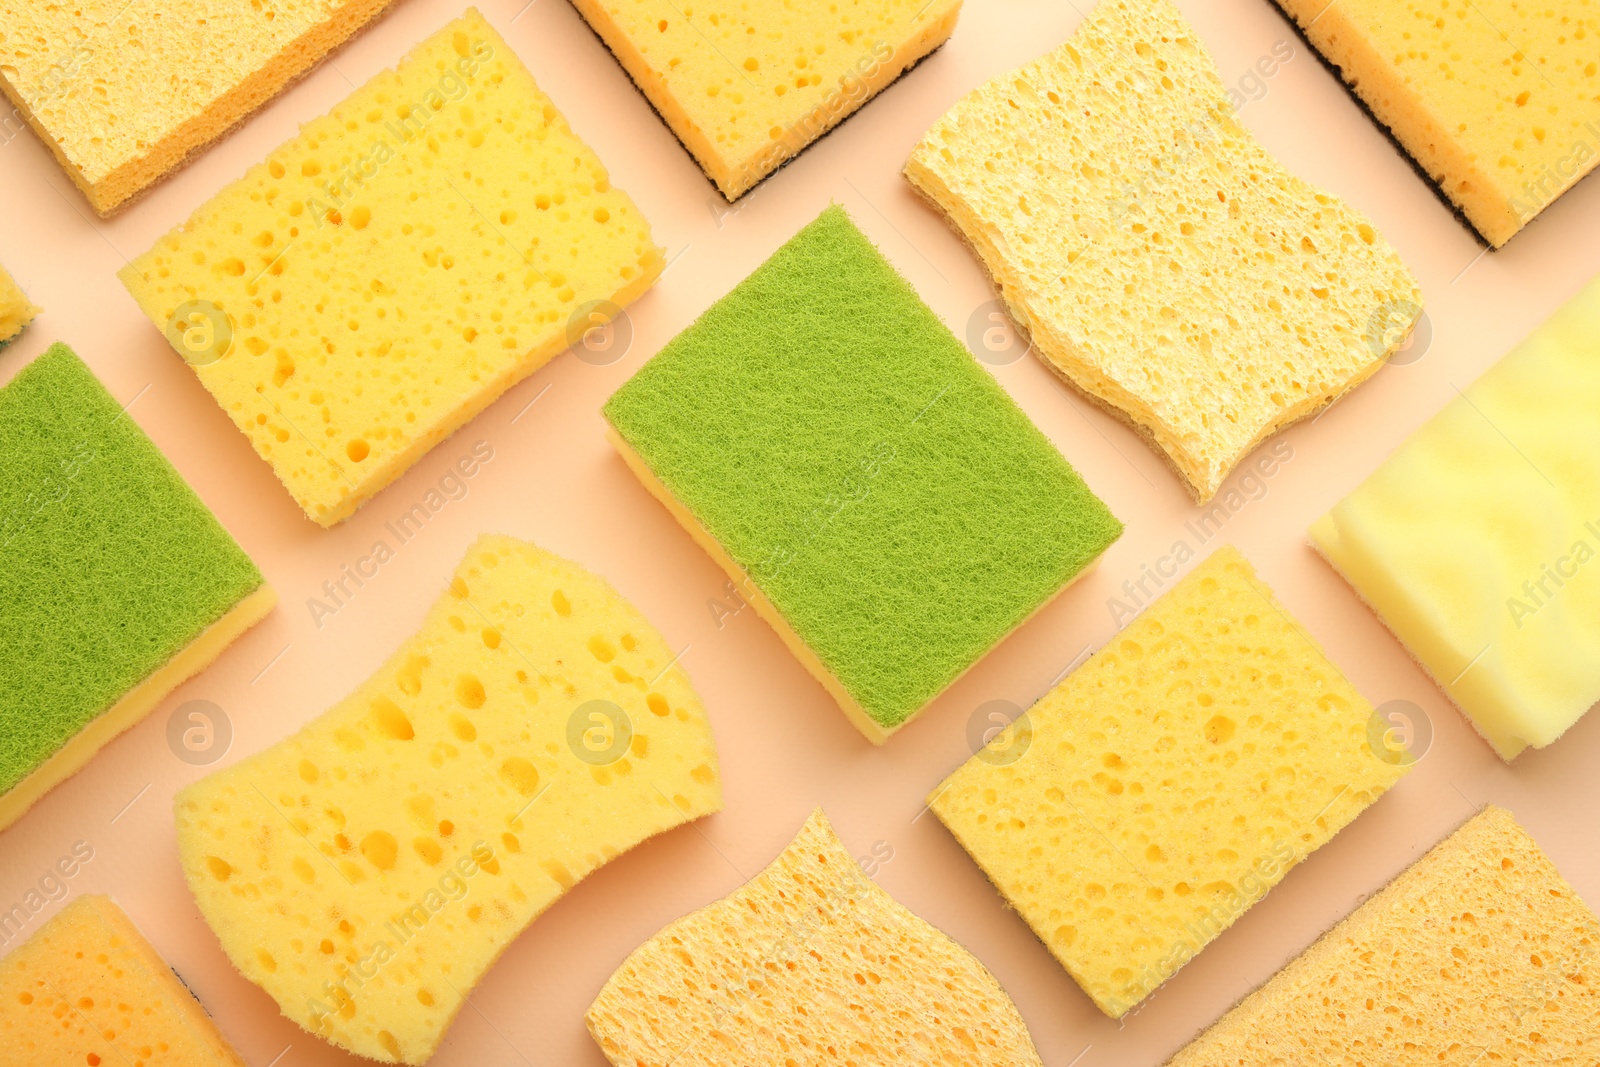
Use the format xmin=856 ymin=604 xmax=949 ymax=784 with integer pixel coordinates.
xmin=0 ymin=0 xmax=1597 ymax=1064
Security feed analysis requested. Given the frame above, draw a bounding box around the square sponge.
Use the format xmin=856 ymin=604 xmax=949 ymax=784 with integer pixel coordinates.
xmin=905 ymin=0 xmax=1422 ymax=503
xmin=604 ymin=205 xmax=1123 ymax=744
xmin=119 ymin=9 xmax=664 ymax=527
xmin=0 ymin=895 xmax=247 ymax=1065
xmin=0 ymin=0 xmax=397 ymax=215
xmin=0 ymin=344 xmax=272 ymax=834
xmin=929 ymin=546 xmax=1409 ymax=1016
xmin=1168 ymin=807 xmax=1599 ymax=1064
xmin=0 ymin=262 xmax=39 ymax=347
xmin=570 ymin=0 xmax=963 ymax=200
xmin=1311 ymin=277 xmax=1600 ymax=760
xmin=1273 ymin=0 xmax=1600 ymax=247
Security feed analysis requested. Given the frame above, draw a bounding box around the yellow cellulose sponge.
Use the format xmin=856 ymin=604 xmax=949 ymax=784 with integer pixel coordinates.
xmin=175 ymin=535 xmax=722 ymax=1064
xmin=0 ymin=262 xmax=39 ymax=347
xmin=0 ymin=895 xmax=247 ymax=1066
xmin=1311 ymin=277 xmax=1600 ymax=760
xmin=570 ymin=0 xmax=963 ymax=200
xmin=1167 ymin=806 xmax=1599 ymax=1065
xmin=930 ymin=546 xmax=1409 ymax=1017
xmin=0 ymin=0 xmax=398 ymax=215
xmin=1273 ymin=0 xmax=1600 ymax=248
xmin=905 ymin=0 xmax=1422 ymax=503
xmin=586 ymin=809 xmax=1044 ymax=1067
xmin=120 ymin=9 xmax=664 ymax=527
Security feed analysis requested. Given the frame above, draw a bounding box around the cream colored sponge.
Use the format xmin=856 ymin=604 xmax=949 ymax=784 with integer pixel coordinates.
xmin=930 ymin=546 xmax=1409 ymax=1016
xmin=175 ymin=535 xmax=722 ymax=1064
xmin=1273 ymin=0 xmax=1600 ymax=247
xmin=0 ymin=0 xmax=397 ymax=214
xmin=0 ymin=895 xmax=247 ymax=1066
xmin=587 ymin=810 xmax=1043 ymax=1067
xmin=1311 ymin=277 xmax=1600 ymax=760
xmin=570 ymin=0 xmax=962 ymax=199
xmin=1168 ymin=807 xmax=1599 ymax=1065
xmin=0 ymin=262 xmax=39 ymax=346
xmin=905 ymin=0 xmax=1422 ymax=503
xmin=120 ymin=9 xmax=664 ymax=526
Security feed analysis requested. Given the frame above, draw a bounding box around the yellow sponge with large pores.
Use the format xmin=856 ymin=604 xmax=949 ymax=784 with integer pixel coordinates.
xmin=0 ymin=262 xmax=39 ymax=346
xmin=175 ymin=535 xmax=722 ymax=1064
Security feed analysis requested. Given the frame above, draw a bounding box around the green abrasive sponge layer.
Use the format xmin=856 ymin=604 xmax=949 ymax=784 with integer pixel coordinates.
xmin=0 ymin=344 xmax=271 ymax=831
xmin=604 ymin=206 xmax=1123 ymax=743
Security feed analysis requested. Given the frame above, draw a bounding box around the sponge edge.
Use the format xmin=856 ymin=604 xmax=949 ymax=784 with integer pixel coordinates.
xmin=0 ymin=262 xmax=40 ymax=347
xmin=586 ymin=809 xmax=1045 ymax=1067
xmin=905 ymin=0 xmax=1422 ymax=502
xmin=1166 ymin=807 xmax=1600 ymax=1065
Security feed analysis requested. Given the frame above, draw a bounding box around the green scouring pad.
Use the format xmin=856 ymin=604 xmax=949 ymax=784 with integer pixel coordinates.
xmin=0 ymin=344 xmax=274 ymax=832
xmin=604 ymin=206 xmax=1123 ymax=743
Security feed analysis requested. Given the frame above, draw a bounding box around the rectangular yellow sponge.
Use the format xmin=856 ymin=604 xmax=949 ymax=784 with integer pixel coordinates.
xmin=0 ymin=895 xmax=247 ymax=1066
xmin=1311 ymin=276 xmax=1600 ymax=760
xmin=905 ymin=0 xmax=1422 ymax=502
xmin=930 ymin=546 xmax=1409 ymax=1017
xmin=1274 ymin=0 xmax=1600 ymax=247
xmin=0 ymin=0 xmax=398 ymax=214
xmin=570 ymin=0 xmax=962 ymax=199
xmin=120 ymin=9 xmax=664 ymax=526
xmin=0 ymin=262 xmax=39 ymax=346
xmin=1168 ymin=807 xmax=1599 ymax=1064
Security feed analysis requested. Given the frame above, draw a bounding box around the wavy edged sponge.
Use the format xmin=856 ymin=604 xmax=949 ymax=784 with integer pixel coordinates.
xmin=931 ymin=546 xmax=1409 ymax=1016
xmin=1168 ymin=807 xmax=1600 ymax=1065
xmin=0 ymin=262 xmax=39 ymax=347
xmin=0 ymin=343 xmax=271 ymax=834
xmin=0 ymin=895 xmax=247 ymax=1065
xmin=905 ymin=0 xmax=1422 ymax=503
xmin=0 ymin=0 xmax=399 ymax=215
xmin=604 ymin=205 xmax=1122 ymax=743
xmin=587 ymin=809 xmax=1044 ymax=1067
xmin=569 ymin=0 xmax=963 ymax=200
xmin=175 ymin=535 xmax=722 ymax=1064
xmin=1312 ymin=277 xmax=1600 ymax=760
xmin=120 ymin=9 xmax=664 ymax=526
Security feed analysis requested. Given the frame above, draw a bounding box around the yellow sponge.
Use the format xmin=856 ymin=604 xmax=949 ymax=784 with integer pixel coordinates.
xmin=0 ymin=0 xmax=398 ymax=215
xmin=0 ymin=262 xmax=39 ymax=346
xmin=905 ymin=0 xmax=1422 ymax=503
xmin=120 ymin=9 xmax=664 ymax=526
xmin=1311 ymin=277 xmax=1600 ymax=760
xmin=1273 ymin=0 xmax=1600 ymax=247
xmin=1167 ymin=807 xmax=1600 ymax=1064
xmin=587 ymin=810 xmax=1043 ymax=1067
xmin=175 ymin=535 xmax=722 ymax=1064
xmin=929 ymin=546 xmax=1409 ymax=1017
xmin=569 ymin=0 xmax=962 ymax=199
xmin=0 ymin=895 xmax=247 ymax=1066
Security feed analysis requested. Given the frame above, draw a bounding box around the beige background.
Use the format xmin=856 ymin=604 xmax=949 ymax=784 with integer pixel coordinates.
xmin=2 ymin=0 xmax=1598 ymax=1063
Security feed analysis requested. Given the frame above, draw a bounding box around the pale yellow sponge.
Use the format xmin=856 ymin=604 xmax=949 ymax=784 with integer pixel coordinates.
xmin=905 ymin=0 xmax=1421 ymax=503
xmin=1168 ymin=807 xmax=1599 ymax=1065
xmin=0 ymin=261 xmax=38 ymax=346
xmin=587 ymin=809 xmax=1043 ymax=1067
xmin=1311 ymin=278 xmax=1600 ymax=760
xmin=929 ymin=546 xmax=1409 ymax=1017
xmin=570 ymin=0 xmax=962 ymax=199
xmin=0 ymin=895 xmax=247 ymax=1066
xmin=1274 ymin=0 xmax=1600 ymax=247
xmin=120 ymin=9 xmax=663 ymax=526
xmin=0 ymin=0 xmax=398 ymax=215
xmin=175 ymin=535 xmax=722 ymax=1064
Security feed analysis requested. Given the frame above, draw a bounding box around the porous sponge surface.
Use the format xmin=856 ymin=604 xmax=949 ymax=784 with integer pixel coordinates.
xmin=604 ymin=205 xmax=1122 ymax=733
xmin=586 ymin=810 xmax=1044 ymax=1067
xmin=175 ymin=535 xmax=722 ymax=1065
xmin=0 ymin=344 xmax=263 ymax=798
xmin=1275 ymin=0 xmax=1600 ymax=247
xmin=0 ymin=261 xmax=39 ymax=345
xmin=930 ymin=546 xmax=1408 ymax=1017
xmin=568 ymin=0 xmax=962 ymax=198
xmin=0 ymin=0 xmax=395 ymax=212
xmin=904 ymin=0 xmax=1422 ymax=503
xmin=0 ymin=895 xmax=247 ymax=1066
xmin=1167 ymin=807 xmax=1600 ymax=1065
xmin=1311 ymin=277 xmax=1600 ymax=760
xmin=119 ymin=9 xmax=664 ymax=526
